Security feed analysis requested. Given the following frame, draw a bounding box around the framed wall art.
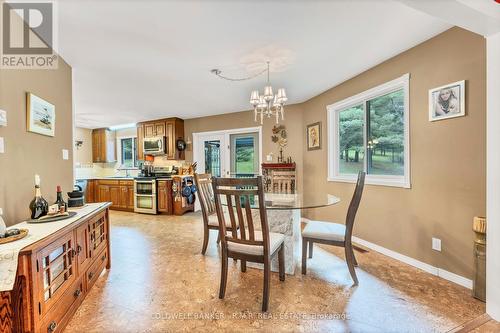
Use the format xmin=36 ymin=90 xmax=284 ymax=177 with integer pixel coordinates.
xmin=27 ymin=92 xmax=56 ymax=136
xmin=429 ymin=80 xmax=465 ymax=121
xmin=307 ymin=122 xmax=321 ymax=151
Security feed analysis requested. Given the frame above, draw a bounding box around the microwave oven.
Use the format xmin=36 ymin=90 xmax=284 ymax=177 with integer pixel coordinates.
xmin=143 ymin=136 xmax=165 ymax=155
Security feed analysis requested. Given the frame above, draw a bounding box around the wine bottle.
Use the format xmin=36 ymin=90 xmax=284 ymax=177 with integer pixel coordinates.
xmin=54 ymin=185 xmax=67 ymax=213
xmin=29 ymin=174 xmax=49 ymax=219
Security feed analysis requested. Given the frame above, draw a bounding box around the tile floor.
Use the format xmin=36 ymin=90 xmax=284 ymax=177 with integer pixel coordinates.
xmin=64 ymin=211 xmax=490 ymax=333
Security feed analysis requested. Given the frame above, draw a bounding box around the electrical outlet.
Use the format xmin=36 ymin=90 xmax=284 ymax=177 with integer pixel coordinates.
xmin=432 ymin=237 xmax=442 ymax=252
xmin=62 ymin=149 xmax=69 ymax=160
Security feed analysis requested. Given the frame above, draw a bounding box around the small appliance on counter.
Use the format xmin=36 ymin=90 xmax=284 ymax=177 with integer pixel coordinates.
xmin=67 ymin=185 xmax=85 ymax=207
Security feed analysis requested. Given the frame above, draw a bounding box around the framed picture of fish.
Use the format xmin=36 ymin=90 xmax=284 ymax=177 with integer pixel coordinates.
xmin=27 ymin=92 xmax=56 ymax=137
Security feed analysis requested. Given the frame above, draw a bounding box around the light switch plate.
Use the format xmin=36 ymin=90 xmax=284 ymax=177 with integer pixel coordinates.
xmin=432 ymin=237 xmax=442 ymax=252
xmin=0 ymin=110 xmax=6 ymax=126
xmin=0 ymin=137 xmax=4 ymax=153
xmin=266 ymin=154 xmax=273 ymax=162
xmin=62 ymin=149 xmax=69 ymax=160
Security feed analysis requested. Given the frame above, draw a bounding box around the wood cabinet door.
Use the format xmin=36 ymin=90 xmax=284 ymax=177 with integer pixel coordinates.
xmin=86 ymin=180 xmax=95 ymax=203
xmin=98 ymin=185 xmax=110 ymax=203
xmin=35 ymin=231 xmax=77 ymax=316
xmin=105 ymin=130 xmax=116 ymax=162
xmin=119 ymin=186 xmax=129 ymax=208
xmin=144 ymin=123 xmax=155 ymax=138
xmin=92 ymin=130 xmax=102 ymax=162
xmin=76 ymin=221 xmax=91 ymax=275
xmin=127 ymin=186 xmax=134 ymax=209
xmin=155 ymin=121 xmax=165 ymax=137
xmin=165 ymin=120 xmax=175 ymax=159
xmin=157 ymin=181 xmax=167 ymax=212
xmin=88 ymin=211 xmax=108 ymax=260
xmin=109 ymin=186 xmax=120 ymax=208
xmin=137 ymin=125 xmax=144 ymax=161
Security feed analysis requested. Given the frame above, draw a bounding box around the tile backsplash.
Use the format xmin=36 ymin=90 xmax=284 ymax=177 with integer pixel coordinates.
xmin=75 ymin=158 xmax=186 ymax=180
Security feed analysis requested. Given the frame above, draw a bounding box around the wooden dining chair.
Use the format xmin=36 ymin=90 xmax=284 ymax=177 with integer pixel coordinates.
xmin=194 ymin=173 xmax=238 ymax=255
xmin=301 ymin=171 xmax=365 ymax=285
xmin=212 ymin=176 xmax=285 ymax=312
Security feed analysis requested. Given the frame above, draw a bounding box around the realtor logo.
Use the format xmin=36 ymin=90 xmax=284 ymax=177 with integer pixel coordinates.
xmin=1 ymin=1 xmax=58 ymax=69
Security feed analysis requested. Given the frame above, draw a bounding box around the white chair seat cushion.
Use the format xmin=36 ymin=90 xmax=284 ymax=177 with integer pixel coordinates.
xmin=227 ymin=231 xmax=284 ymax=256
xmin=207 ymin=214 xmax=234 ymax=228
xmin=302 ymin=221 xmax=346 ymax=242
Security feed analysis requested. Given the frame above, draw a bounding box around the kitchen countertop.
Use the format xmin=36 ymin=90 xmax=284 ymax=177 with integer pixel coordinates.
xmin=76 ymin=177 xmax=135 ymax=181
xmin=75 ymin=175 xmax=193 ymax=181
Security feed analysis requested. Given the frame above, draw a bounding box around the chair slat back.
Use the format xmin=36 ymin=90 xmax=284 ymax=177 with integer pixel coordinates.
xmin=345 ymin=171 xmax=366 ymax=241
xmin=194 ymin=173 xmax=216 ymax=226
xmin=212 ymin=176 xmax=269 ymax=254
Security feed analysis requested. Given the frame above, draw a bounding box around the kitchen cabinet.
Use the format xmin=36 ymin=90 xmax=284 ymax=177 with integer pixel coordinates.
xmin=137 ymin=124 xmax=144 ymax=161
xmin=137 ymin=117 xmax=185 ymax=160
xmin=86 ymin=180 xmax=95 ymax=203
xmin=92 ymin=180 xmax=134 ymax=212
xmin=0 ymin=205 xmax=111 ymax=333
xmin=143 ymin=121 xmax=166 ymax=138
xmin=97 ymin=184 xmax=110 ymax=203
xmin=109 ymin=186 xmax=120 ymax=209
xmin=92 ymin=128 xmax=116 ymax=163
xmin=157 ymin=180 xmax=173 ymax=214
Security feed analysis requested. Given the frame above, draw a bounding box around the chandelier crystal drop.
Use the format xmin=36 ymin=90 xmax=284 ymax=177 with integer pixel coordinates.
xmin=249 ymin=62 xmax=287 ymax=125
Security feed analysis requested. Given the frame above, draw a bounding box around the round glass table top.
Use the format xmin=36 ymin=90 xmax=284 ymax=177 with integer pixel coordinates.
xmin=220 ymin=193 xmax=340 ymax=210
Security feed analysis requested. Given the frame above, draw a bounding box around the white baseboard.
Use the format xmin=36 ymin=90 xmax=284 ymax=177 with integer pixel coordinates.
xmin=351 ymin=236 xmax=473 ymax=289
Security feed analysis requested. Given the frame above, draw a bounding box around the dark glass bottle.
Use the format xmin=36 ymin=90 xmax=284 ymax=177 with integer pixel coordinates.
xmin=54 ymin=185 xmax=67 ymax=212
xmin=29 ymin=175 xmax=48 ymax=219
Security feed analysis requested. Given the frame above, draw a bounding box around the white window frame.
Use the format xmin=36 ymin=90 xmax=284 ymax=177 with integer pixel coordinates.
xmin=327 ymin=73 xmax=411 ymax=188
xmin=116 ymin=135 xmax=139 ymax=169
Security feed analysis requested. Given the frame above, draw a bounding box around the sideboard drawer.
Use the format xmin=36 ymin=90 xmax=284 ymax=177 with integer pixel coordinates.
xmin=39 ymin=277 xmax=84 ymax=333
xmin=85 ymin=247 xmax=108 ymax=292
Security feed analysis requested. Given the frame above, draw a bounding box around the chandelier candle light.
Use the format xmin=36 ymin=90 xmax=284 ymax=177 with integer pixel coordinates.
xmin=211 ymin=61 xmax=288 ymax=125
xmin=250 ymin=62 xmax=288 ymax=125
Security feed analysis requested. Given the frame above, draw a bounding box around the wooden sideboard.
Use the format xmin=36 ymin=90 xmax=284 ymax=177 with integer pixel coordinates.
xmin=0 ymin=204 xmax=111 ymax=333
xmin=261 ymin=163 xmax=297 ymax=193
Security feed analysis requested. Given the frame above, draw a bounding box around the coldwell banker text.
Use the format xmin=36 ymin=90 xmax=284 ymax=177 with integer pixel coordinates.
xmin=1 ymin=1 xmax=58 ymax=69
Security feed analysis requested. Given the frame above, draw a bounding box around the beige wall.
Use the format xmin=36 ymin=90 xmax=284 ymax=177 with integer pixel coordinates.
xmin=183 ymin=27 xmax=485 ymax=280
xmin=301 ymin=27 xmax=486 ymax=279
xmin=75 ymin=127 xmax=93 ymax=165
xmin=0 ymin=61 xmax=74 ymax=226
xmin=184 ymin=104 xmax=304 ymax=192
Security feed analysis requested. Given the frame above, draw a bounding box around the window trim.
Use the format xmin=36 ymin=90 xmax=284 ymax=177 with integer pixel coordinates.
xmin=327 ymin=73 xmax=411 ymax=188
xmin=117 ymin=135 xmax=139 ymax=169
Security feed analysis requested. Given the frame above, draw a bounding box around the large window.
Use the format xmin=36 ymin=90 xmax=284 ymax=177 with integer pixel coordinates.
xmin=328 ymin=74 xmax=410 ymax=188
xmin=120 ymin=137 xmax=138 ymax=167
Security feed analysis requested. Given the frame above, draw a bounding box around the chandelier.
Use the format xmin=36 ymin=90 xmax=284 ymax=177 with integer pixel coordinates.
xmin=211 ymin=61 xmax=288 ymax=125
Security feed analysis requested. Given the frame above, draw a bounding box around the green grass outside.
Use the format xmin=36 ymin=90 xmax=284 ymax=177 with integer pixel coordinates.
xmin=339 ymin=152 xmax=404 ymax=175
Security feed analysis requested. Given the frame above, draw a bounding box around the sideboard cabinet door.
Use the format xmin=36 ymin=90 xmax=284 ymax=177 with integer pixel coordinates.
xmin=35 ymin=231 xmax=77 ymax=316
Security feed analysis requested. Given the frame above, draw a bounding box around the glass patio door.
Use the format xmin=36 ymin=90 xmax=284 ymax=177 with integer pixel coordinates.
xmin=195 ymin=134 xmax=227 ymax=177
xmin=230 ymin=132 xmax=259 ymax=178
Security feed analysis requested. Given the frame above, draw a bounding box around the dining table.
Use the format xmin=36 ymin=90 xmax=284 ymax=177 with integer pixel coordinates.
xmin=222 ymin=193 xmax=340 ymax=275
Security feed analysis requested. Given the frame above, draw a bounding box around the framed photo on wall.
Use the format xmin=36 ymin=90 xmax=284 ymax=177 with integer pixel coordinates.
xmin=428 ymin=80 xmax=465 ymax=122
xmin=27 ymin=92 xmax=56 ymax=137
xmin=306 ymin=122 xmax=321 ymax=151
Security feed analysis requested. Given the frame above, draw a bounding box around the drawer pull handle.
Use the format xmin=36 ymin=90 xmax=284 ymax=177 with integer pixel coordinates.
xmin=71 ymin=249 xmax=77 ymax=258
xmin=77 ymin=245 xmax=82 ymax=254
xmin=74 ymin=289 xmax=81 ymax=297
xmin=101 ymin=254 xmax=106 ymax=261
xmin=48 ymin=321 xmax=57 ymax=332
xmin=88 ymin=272 xmax=94 ymax=280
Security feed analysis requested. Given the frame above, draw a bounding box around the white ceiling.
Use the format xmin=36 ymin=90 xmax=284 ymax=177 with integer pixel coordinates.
xmin=57 ymin=0 xmax=451 ymax=129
